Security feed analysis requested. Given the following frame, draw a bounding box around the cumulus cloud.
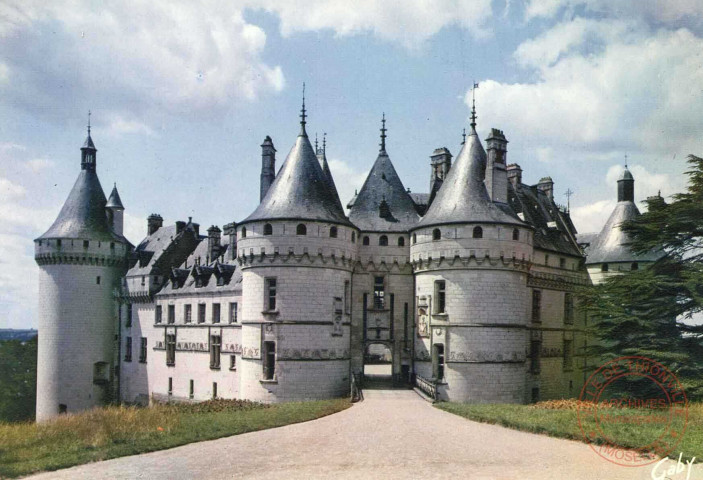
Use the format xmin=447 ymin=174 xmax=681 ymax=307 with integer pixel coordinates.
xmin=327 ymin=158 xmax=369 ymax=210
xmin=25 ymin=158 xmax=55 ymax=173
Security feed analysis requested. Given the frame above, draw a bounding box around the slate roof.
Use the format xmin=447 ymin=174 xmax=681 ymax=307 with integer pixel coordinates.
xmin=317 ymin=146 xmax=344 ymax=213
xmin=348 ymin=149 xmax=420 ymax=232
xmin=242 ymin=129 xmax=352 ymax=227
xmin=106 ymin=184 xmax=124 ymax=209
xmin=127 ymin=222 xmax=200 ymax=277
xmin=416 ymin=127 xmax=524 ymax=229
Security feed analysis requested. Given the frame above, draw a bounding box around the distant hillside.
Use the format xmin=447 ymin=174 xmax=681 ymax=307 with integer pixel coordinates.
xmin=0 ymin=329 xmax=38 ymax=342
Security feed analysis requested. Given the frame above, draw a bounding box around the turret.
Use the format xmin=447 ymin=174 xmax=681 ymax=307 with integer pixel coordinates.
xmin=429 ymin=148 xmax=452 ymax=205
xmin=485 ymin=128 xmax=508 ymax=203
xmin=260 ymin=136 xmax=276 ymax=202
xmin=207 ymin=225 xmax=222 ymax=262
xmin=34 ymin=123 xmax=129 ymax=420
xmin=106 ymin=184 xmax=125 ymax=236
xmin=537 ymin=176 xmax=554 ymax=200
xmin=618 ymin=166 xmax=634 ymax=202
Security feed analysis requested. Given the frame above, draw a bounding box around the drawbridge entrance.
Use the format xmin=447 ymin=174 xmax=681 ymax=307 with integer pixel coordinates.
xmin=363 ymin=342 xmax=394 ymax=389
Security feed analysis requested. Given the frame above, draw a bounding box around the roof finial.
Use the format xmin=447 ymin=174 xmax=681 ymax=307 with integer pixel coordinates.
xmin=380 ymin=113 xmax=387 ymax=152
xmin=315 ymin=132 xmax=319 ymax=153
xmin=323 ymin=132 xmax=327 ymax=154
xmin=299 ymin=82 xmax=307 ymax=136
xmin=87 ymin=109 xmax=92 ymax=136
xmin=462 ymin=128 xmax=466 ymax=145
xmin=624 ymin=154 xmax=628 ymax=168
xmin=470 ymin=82 xmax=478 ymax=131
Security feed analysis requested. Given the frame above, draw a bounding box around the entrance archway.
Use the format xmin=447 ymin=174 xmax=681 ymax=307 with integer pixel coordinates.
xmin=364 ymin=342 xmax=393 ymax=386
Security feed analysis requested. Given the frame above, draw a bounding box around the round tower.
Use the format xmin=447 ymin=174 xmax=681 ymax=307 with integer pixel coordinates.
xmin=34 ymin=126 xmax=129 ymax=421
xmin=237 ymin=95 xmax=357 ymax=402
xmin=410 ymin=108 xmax=534 ymax=403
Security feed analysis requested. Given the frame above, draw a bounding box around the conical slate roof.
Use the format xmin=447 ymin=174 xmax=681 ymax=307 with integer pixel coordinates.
xmin=317 ymin=145 xmax=344 ymax=213
xmin=38 ymin=169 xmax=120 ymax=241
xmin=349 ymin=150 xmax=420 ymax=231
xmin=106 ymin=184 xmax=124 ymax=209
xmin=416 ymin=127 xmax=523 ymax=229
xmin=242 ymin=131 xmax=352 ymax=227
xmin=82 ymin=133 xmax=96 ymax=150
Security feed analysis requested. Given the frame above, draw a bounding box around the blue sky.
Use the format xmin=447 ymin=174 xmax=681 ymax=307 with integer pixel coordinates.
xmin=2 ymin=0 xmax=703 ymax=329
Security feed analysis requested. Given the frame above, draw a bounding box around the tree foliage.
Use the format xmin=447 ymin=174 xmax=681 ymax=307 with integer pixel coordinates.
xmin=580 ymin=155 xmax=703 ymax=400
xmin=0 ymin=336 xmax=37 ymax=422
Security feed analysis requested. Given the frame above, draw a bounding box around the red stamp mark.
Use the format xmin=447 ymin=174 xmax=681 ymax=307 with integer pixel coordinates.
xmin=577 ymin=356 xmax=688 ymax=467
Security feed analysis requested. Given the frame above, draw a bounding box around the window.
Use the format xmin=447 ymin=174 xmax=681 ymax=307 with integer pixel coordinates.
xmin=563 ymin=339 xmax=573 ymax=371
xmin=167 ymin=305 xmax=175 ymax=324
xmin=141 ymin=276 xmax=145 ymax=286
xmin=229 ymin=302 xmax=238 ymax=323
xmin=330 ymin=226 xmax=338 ymax=238
xmin=189 ymin=379 xmax=194 ymax=399
xmin=127 ymin=303 xmax=132 ymax=327
xmin=230 ymin=355 xmax=237 ymax=370
xmin=344 ymin=281 xmax=350 ymax=314
xmin=59 ymin=404 xmax=67 ymax=414
xmin=363 ymin=236 xmax=370 ymax=246
xmin=241 ymin=227 xmax=247 ymax=238
xmin=412 ymin=233 xmax=417 ymax=244
xmin=212 ymin=382 xmax=218 ymax=399
xmin=545 ymin=254 xmax=550 ymax=266
xmin=379 ymin=235 xmax=388 ymax=246
xmin=83 ymin=240 xmax=89 ymax=248
xmin=184 ymin=304 xmax=192 ymax=323
xmin=124 ymin=337 xmax=132 ymax=361
xmin=530 ymin=340 xmax=541 ymax=373
xmin=263 ymin=223 xmax=272 ymax=235
xmin=432 ymin=228 xmax=441 ymax=241
xmin=198 ymin=304 xmax=206 ymax=323
xmin=564 ymin=292 xmax=574 ymax=324
xmin=631 ymin=262 xmax=639 ymax=271
xmin=56 ymin=239 xmax=61 ymax=247
xmin=263 ymin=341 xmax=276 ymax=380
xmin=532 ymin=290 xmax=542 ymax=323
xmin=432 ymin=344 xmax=445 ymax=380
xmin=93 ymin=362 xmax=109 ymax=385
xmin=296 ymin=223 xmax=307 ymax=235
xmin=212 ymin=303 xmax=221 ymax=323
xmin=560 ymin=258 xmax=566 ymax=269
xmin=155 ymin=305 xmax=162 ymax=324
xmin=210 ymin=335 xmax=221 ymax=369
xmin=110 ymin=242 xmax=115 ymax=250
xmin=398 ymin=236 xmax=405 ymax=247
xmin=473 ymin=226 xmax=483 ymax=239
xmin=96 ymin=276 xmax=101 ymax=285
xmin=601 ymin=263 xmax=609 ymax=272
xmin=168 ymin=377 xmax=173 ymax=395
xmin=435 ymin=280 xmax=446 ymax=314
xmin=139 ymin=337 xmax=147 ymax=363
xmin=373 ymin=276 xmax=385 ymax=309
xmin=351 ymin=232 xmax=356 ymax=243
xmin=512 ymin=228 xmax=519 ymax=241
xmin=166 ymin=334 xmax=176 ymax=366
xmin=265 ymin=278 xmax=277 ymax=311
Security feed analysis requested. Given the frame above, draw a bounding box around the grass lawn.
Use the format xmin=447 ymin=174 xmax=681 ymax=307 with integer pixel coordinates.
xmin=0 ymin=398 xmax=350 ymax=478
xmin=436 ymin=400 xmax=702 ymax=462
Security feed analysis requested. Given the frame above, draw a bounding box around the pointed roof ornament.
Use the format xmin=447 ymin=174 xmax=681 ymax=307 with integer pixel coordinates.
xmin=87 ymin=110 xmax=91 ymax=135
xmin=380 ymin=113 xmax=387 ymax=152
xmin=107 ymin=183 xmax=125 ymax=209
xmin=299 ymin=82 xmax=307 ymax=137
xmin=82 ymin=109 xmax=96 ymax=151
xmin=462 ymin=128 xmax=466 ymax=145
xmin=323 ymin=132 xmax=327 ymax=154
xmin=470 ymin=82 xmax=479 ymax=131
xmin=315 ymin=132 xmax=319 ymax=153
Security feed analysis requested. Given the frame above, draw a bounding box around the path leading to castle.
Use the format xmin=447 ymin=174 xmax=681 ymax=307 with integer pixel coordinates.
xmin=29 ymin=388 xmax=702 ymax=480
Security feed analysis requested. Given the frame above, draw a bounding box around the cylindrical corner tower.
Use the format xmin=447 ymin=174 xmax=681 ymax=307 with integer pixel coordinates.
xmin=34 ymin=129 xmax=129 ymax=421
xmin=410 ymin=120 xmax=534 ymax=403
xmin=237 ymin=104 xmax=356 ymax=402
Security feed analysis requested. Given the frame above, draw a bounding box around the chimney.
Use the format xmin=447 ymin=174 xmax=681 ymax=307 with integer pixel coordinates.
xmin=260 ymin=136 xmax=276 ymax=202
xmin=223 ymin=221 xmax=237 ymax=260
xmin=537 ymin=177 xmax=554 ymax=200
xmin=207 ymin=225 xmax=222 ymax=262
xmin=507 ymin=164 xmax=522 ymax=187
xmin=485 ymin=129 xmax=508 ymax=203
xmin=429 ymin=147 xmax=452 ymax=204
xmin=147 ymin=214 xmax=163 ymax=236
xmin=175 ymin=220 xmax=186 ymax=235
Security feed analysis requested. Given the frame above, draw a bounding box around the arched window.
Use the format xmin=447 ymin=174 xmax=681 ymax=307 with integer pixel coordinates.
xmin=601 ymin=263 xmax=609 ymax=272
xmin=631 ymin=262 xmax=638 ymax=271
xmin=398 ymin=236 xmax=405 ymax=247
xmin=263 ymin=223 xmax=273 ymax=236
xmin=512 ymin=228 xmax=519 ymax=241
xmin=363 ymin=236 xmax=370 ymax=246
xmin=330 ymin=226 xmax=338 ymax=238
xmin=379 ymin=235 xmax=388 ymax=246
xmin=296 ymin=224 xmax=307 ymax=235
xmin=473 ymin=226 xmax=483 ymax=239
xmin=432 ymin=229 xmax=441 ymax=241
xmin=241 ymin=227 xmax=247 ymax=238
xmin=412 ymin=233 xmax=417 ymax=244
xmin=351 ymin=232 xmax=356 ymax=243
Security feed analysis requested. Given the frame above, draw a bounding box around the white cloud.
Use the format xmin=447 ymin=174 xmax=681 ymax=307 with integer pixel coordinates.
xmin=246 ymin=0 xmax=495 ymax=48
xmin=25 ymin=158 xmax=54 ymax=173
xmin=327 ymin=158 xmax=369 ymax=211
xmin=0 ymin=177 xmax=25 ymax=201
xmin=524 ymin=0 xmax=703 ymax=25
xmin=106 ymin=116 xmax=156 ymax=137
xmin=570 ymin=198 xmax=614 ymax=234
xmin=0 ymin=233 xmax=37 ymax=329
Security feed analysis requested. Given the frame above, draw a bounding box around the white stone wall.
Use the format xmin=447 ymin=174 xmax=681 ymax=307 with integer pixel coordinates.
xmin=36 ymin=261 xmax=123 ymax=420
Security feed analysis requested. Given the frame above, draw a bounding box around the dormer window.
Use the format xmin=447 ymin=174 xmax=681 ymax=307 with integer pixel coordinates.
xmin=512 ymin=228 xmax=519 ymax=241
xmin=472 ymin=226 xmax=482 ymax=239
xmin=379 ymin=235 xmax=388 ymax=246
xmin=330 ymin=226 xmax=338 ymax=238
xmin=263 ymin=224 xmax=273 ymax=236
xmin=432 ymin=229 xmax=441 ymax=241
xmin=241 ymin=227 xmax=247 ymax=238
xmin=296 ymin=224 xmax=307 ymax=235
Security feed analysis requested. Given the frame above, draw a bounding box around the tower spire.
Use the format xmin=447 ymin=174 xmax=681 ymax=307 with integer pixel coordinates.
xmin=470 ymin=82 xmax=478 ymax=131
xmin=380 ymin=113 xmax=387 ymax=152
xmin=87 ymin=110 xmax=91 ymax=136
xmin=323 ymin=132 xmax=327 ymax=154
xmin=462 ymin=128 xmax=466 ymax=145
xmin=299 ymin=82 xmax=307 ymax=136
xmin=315 ymin=132 xmax=319 ymax=153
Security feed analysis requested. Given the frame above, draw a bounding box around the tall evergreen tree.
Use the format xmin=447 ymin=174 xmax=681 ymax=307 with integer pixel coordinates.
xmin=580 ymin=155 xmax=703 ymax=400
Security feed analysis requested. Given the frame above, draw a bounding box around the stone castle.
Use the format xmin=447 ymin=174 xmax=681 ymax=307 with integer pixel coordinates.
xmin=34 ymin=99 xmax=653 ymax=421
